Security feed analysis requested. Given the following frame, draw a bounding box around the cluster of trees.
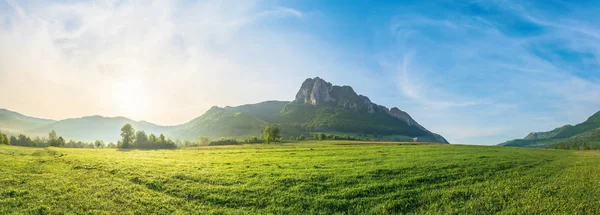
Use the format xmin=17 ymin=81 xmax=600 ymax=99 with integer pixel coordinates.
xmin=119 ymin=124 xmax=177 ymax=149
xmin=551 ymin=142 xmax=600 ymax=150
xmin=3 ymin=124 xmax=368 ymax=150
xmin=9 ymin=130 xmax=68 ymax=148
xmin=6 ymin=130 xmax=111 ymax=148
xmin=312 ymin=133 xmax=361 ymax=141
xmin=263 ymin=125 xmax=281 ymax=144
xmin=0 ymin=130 xmax=10 ymax=145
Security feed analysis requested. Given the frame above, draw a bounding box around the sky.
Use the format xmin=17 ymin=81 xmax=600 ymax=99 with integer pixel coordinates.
xmin=1 ymin=0 xmax=599 ymax=145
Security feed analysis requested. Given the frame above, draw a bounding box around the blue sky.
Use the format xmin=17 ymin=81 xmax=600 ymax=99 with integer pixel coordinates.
xmin=1 ymin=0 xmax=599 ymax=144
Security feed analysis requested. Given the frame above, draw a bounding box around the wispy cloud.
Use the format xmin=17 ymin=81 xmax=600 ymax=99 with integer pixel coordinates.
xmin=377 ymin=1 xmax=600 ymax=144
xmin=0 ymin=0 xmax=359 ymax=124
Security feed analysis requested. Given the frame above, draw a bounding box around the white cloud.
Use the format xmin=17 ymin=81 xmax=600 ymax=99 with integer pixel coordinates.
xmin=0 ymin=0 xmax=362 ymax=125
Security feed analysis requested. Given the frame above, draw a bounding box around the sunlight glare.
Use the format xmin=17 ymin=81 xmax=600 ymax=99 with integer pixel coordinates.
xmin=112 ymin=79 xmax=149 ymax=119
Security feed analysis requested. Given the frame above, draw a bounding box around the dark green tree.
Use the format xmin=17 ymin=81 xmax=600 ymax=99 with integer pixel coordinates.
xmin=198 ymin=136 xmax=209 ymax=145
xmin=94 ymin=140 xmax=105 ymax=148
xmin=263 ymin=125 xmax=281 ymax=144
xmin=120 ymin=124 xmax=135 ymax=148
xmin=134 ymin=131 xmax=148 ymax=148
xmin=298 ymin=135 xmax=306 ymax=141
xmin=583 ymin=143 xmax=591 ymax=150
xmin=57 ymin=136 xmax=65 ymax=147
xmin=148 ymin=134 xmax=157 ymax=146
xmin=48 ymin=130 xmax=58 ymax=146
xmin=318 ymin=133 xmax=326 ymax=141
xmin=559 ymin=142 xmax=566 ymax=150
xmin=0 ymin=131 xmax=8 ymax=145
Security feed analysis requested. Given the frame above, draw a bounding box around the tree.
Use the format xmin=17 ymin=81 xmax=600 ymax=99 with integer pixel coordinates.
xmin=94 ymin=140 xmax=105 ymax=148
xmin=298 ymin=135 xmax=305 ymax=141
xmin=2 ymin=134 xmax=10 ymax=145
xmin=107 ymin=142 xmax=116 ymax=148
xmin=10 ymin=136 xmax=17 ymax=146
xmin=583 ymin=143 xmax=591 ymax=150
xmin=247 ymin=136 xmax=261 ymax=144
xmin=120 ymin=124 xmax=135 ymax=148
xmin=134 ymin=131 xmax=148 ymax=148
xmin=263 ymin=125 xmax=281 ymax=144
xmin=198 ymin=136 xmax=209 ymax=145
xmin=572 ymin=142 xmax=580 ymax=150
xmin=158 ymin=134 xmax=166 ymax=144
xmin=318 ymin=133 xmax=326 ymax=141
xmin=0 ymin=131 xmax=8 ymax=145
xmin=147 ymin=134 xmax=156 ymax=146
xmin=57 ymin=137 xmax=65 ymax=147
xmin=48 ymin=130 xmax=59 ymax=146
xmin=559 ymin=142 xmax=566 ymax=150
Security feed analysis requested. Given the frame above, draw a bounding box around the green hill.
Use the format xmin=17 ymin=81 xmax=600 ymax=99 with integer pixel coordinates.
xmin=0 ymin=109 xmax=55 ymax=134
xmin=174 ymin=77 xmax=448 ymax=143
xmin=223 ymin=101 xmax=288 ymax=122
xmin=0 ymin=78 xmax=449 ymax=143
xmin=172 ymin=106 xmax=269 ymax=139
xmin=499 ymin=111 xmax=600 ymax=148
xmin=29 ymin=116 xmax=175 ymax=142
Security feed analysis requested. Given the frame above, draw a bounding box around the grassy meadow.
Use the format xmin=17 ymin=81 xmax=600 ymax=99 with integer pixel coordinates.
xmin=2 ymin=141 xmax=600 ymax=214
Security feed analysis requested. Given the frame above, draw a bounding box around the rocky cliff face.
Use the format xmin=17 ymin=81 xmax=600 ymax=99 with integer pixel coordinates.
xmin=294 ymin=77 xmax=448 ymax=143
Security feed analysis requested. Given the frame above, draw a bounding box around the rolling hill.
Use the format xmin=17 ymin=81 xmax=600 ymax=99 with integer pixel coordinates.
xmin=499 ymin=111 xmax=600 ymax=147
xmin=28 ymin=115 xmax=175 ymax=142
xmin=0 ymin=77 xmax=449 ymax=143
xmin=0 ymin=109 xmax=55 ymax=134
xmin=173 ymin=77 xmax=448 ymax=143
xmin=172 ymin=106 xmax=269 ymax=140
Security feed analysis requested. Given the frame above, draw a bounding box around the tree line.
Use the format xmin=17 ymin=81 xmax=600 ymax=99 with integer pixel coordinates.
xmin=1 ymin=124 xmax=367 ymax=149
xmin=1 ymin=129 xmax=113 ymax=148
xmin=118 ymin=124 xmax=177 ymax=149
xmin=550 ymin=141 xmax=600 ymax=150
xmin=0 ymin=130 xmax=10 ymax=145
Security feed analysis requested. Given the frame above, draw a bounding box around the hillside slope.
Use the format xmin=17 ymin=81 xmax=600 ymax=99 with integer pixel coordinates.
xmin=172 ymin=107 xmax=269 ymax=139
xmin=500 ymin=111 xmax=600 ymax=147
xmin=0 ymin=109 xmax=55 ymax=134
xmin=281 ymin=77 xmax=448 ymax=143
xmin=29 ymin=116 xmax=175 ymax=142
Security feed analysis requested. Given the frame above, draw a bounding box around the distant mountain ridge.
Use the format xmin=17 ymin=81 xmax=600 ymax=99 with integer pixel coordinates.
xmin=0 ymin=77 xmax=449 ymax=143
xmin=499 ymin=111 xmax=600 ymax=147
xmin=0 ymin=109 xmax=55 ymax=134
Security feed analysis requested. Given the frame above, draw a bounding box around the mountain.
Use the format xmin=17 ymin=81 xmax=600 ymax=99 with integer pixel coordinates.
xmin=1 ymin=77 xmax=449 ymax=143
xmin=0 ymin=109 xmax=55 ymax=134
xmin=499 ymin=111 xmax=600 ymax=147
xmin=172 ymin=106 xmax=269 ymax=140
xmin=169 ymin=77 xmax=448 ymax=143
xmin=281 ymin=77 xmax=448 ymax=143
xmin=28 ymin=115 xmax=175 ymax=142
xmin=223 ymin=101 xmax=289 ymax=122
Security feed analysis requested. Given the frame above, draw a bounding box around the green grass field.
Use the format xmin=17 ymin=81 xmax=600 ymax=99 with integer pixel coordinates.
xmin=2 ymin=142 xmax=600 ymax=214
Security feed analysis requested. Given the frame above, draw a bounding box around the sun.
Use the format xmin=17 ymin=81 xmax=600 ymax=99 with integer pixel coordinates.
xmin=112 ymin=79 xmax=149 ymax=119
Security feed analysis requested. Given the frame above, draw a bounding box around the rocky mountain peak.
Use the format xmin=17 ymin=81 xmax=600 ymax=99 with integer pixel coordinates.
xmin=523 ymin=132 xmax=537 ymax=140
xmin=292 ymin=77 xmax=447 ymax=143
xmin=295 ymin=77 xmax=336 ymax=105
